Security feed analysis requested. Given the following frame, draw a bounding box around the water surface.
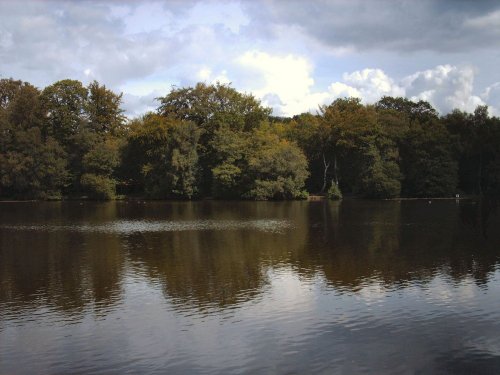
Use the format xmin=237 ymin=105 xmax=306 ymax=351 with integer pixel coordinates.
xmin=1 ymin=200 xmax=500 ymax=374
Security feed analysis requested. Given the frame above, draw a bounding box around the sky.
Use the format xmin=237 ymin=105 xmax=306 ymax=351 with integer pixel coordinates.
xmin=1 ymin=0 xmax=499 ymax=117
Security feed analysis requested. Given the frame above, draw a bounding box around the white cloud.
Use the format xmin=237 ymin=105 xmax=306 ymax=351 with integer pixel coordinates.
xmin=237 ymin=51 xmax=313 ymax=99
xmin=212 ymin=70 xmax=230 ymax=85
xmin=232 ymin=50 xmax=496 ymax=117
xmin=236 ymin=50 xmax=319 ymax=115
xmin=234 ymin=58 xmax=497 ymax=117
xmin=120 ymin=79 xmax=172 ymax=97
xmin=120 ymin=79 xmax=175 ymax=117
xmin=325 ymin=65 xmax=495 ymax=115
xmin=197 ymin=67 xmax=212 ymax=81
xmin=0 ymin=29 xmax=13 ymax=48
xmin=328 ymin=65 xmax=500 ymax=116
xmin=117 ymin=2 xmax=172 ymax=35
xmin=327 ymin=82 xmax=361 ymax=99
xmin=185 ymin=1 xmax=250 ymax=34
xmin=342 ymin=69 xmax=404 ymax=102
xmin=1 ymin=1 xmax=499 ymax=119
xmin=122 ymin=91 xmax=162 ymax=117
xmin=196 ymin=68 xmax=231 ymax=85
xmin=482 ymin=82 xmax=500 ymax=116
xmin=402 ymin=65 xmax=485 ymax=113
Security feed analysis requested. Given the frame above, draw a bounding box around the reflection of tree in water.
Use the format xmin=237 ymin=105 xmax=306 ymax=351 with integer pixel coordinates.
xmin=126 ymin=231 xmax=269 ymax=310
xmin=125 ymin=201 xmax=309 ymax=310
xmin=459 ymin=196 xmax=498 ymax=239
xmin=290 ymin=200 xmax=500 ymax=290
xmin=0 ymin=202 xmax=125 ymax=316
xmin=453 ymin=196 xmax=500 ymax=284
xmin=289 ymin=201 xmax=402 ymax=288
xmin=2 ymin=200 xmax=499 ymax=317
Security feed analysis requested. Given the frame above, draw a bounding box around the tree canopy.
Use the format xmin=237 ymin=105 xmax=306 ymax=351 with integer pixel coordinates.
xmin=2 ymin=78 xmax=500 ymax=200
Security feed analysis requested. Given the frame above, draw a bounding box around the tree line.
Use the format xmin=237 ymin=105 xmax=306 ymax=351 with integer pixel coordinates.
xmin=1 ymin=78 xmax=500 ymax=200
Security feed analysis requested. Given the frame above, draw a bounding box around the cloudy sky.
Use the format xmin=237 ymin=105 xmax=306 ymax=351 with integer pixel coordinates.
xmin=1 ymin=0 xmax=499 ymax=117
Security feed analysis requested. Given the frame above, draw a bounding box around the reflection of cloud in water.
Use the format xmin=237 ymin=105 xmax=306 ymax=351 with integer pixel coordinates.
xmin=422 ymin=276 xmax=477 ymax=305
xmin=356 ymin=280 xmax=388 ymax=304
xmin=347 ymin=275 xmax=479 ymax=306
xmin=0 ymin=219 xmax=293 ymax=234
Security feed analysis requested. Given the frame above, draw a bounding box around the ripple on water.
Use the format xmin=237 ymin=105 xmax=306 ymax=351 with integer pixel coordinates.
xmin=0 ymin=219 xmax=293 ymax=234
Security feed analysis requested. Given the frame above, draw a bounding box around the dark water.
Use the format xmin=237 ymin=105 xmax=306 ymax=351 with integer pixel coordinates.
xmin=1 ymin=200 xmax=500 ymax=374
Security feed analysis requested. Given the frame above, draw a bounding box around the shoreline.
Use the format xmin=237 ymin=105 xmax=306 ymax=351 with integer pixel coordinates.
xmin=0 ymin=196 xmax=480 ymax=203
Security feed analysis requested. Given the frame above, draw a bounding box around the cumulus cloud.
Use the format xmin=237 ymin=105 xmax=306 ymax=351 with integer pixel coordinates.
xmin=324 ymin=65 xmax=495 ymax=115
xmin=236 ymin=50 xmax=324 ymax=115
xmin=402 ymin=65 xmax=485 ymax=113
xmin=482 ymin=83 xmax=500 ymax=116
xmin=327 ymin=82 xmax=362 ymax=100
xmin=340 ymin=69 xmax=405 ymax=102
xmin=319 ymin=69 xmax=404 ymax=109
xmin=196 ymin=68 xmax=230 ymax=85
xmin=234 ymin=53 xmax=496 ymax=116
xmin=1 ymin=0 xmax=499 ymax=118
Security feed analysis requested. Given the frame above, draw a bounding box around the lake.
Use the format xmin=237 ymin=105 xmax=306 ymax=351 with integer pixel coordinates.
xmin=1 ymin=200 xmax=500 ymax=374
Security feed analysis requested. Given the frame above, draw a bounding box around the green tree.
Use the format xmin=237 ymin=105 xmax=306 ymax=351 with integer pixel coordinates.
xmin=39 ymin=79 xmax=126 ymax=196
xmin=122 ymin=114 xmax=200 ymax=199
xmin=157 ymin=82 xmax=271 ymax=134
xmin=245 ymin=129 xmax=309 ymax=200
xmin=0 ymin=79 xmax=68 ymax=199
xmin=167 ymin=120 xmax=201 ymax=199
xmin=319 ymin=98 xmax=400 ymax=197
xmin=358 ymin=143 xmax=401 ymax=198
xmin=401 ymin=120 xmax=458 ymax=197
xmin=86 ymin=80 xmax=125 ymax=135
xmin=157 ymin=83 xmax=271 ymax=194
xmin=210 ymin=128 xmax=250 ymax=198
xmin=210 ymin=125 xmax=309 ymax=200
xmin=285 ymin=113 xmax=327 ymax=193
xmin=0 ymin=79 xmax=23 ymax=108
xmin=80 ymin=138 xmax=121 ymax=199
xmin=376 ymin=96 xmax=439 ymax=124
xmin=41 ymin=79 xmax=88 ymax=144
xmin=0 ymin=80 xmax=46 ymax=133
xmin=444 ymin=106 xmax=499 ymax=195
xmin=0 ymin=127 xmax=68 ymax=199
xmin=377 ymin=97 xmax=455 ymax=197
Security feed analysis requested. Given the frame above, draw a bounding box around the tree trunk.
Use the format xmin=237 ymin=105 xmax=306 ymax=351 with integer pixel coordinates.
xmin=478 ymin=151 xmax=483 ymax=195
xmin=320 ymin=153 xmax=330 ymax=193
xmin=333 ymin=152 xmax=339 ymax=186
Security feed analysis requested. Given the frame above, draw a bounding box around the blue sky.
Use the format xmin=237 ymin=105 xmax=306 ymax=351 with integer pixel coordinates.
xmin=1 ymin=0 xmax=499 ymax=117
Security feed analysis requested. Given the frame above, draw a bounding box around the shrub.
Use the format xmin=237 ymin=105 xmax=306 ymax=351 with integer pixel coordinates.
xmin=327 ymin=182 xmax=343 ymax=200
xmin=80 ymin=173 xmax=116 ymax=200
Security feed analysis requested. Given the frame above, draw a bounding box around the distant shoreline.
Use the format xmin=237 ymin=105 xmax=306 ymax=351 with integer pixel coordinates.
xmin=0 ymin=196 xmax=479 ymax=203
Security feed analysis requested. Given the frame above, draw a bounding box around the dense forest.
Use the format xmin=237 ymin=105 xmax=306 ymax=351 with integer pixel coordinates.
xmin=1 ymin=78 xmax=500 ymax=200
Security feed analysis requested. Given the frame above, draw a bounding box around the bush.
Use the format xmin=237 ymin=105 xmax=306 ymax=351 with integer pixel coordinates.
xmin=212 ymin=163 xmax=243 ymax=198
xmin=245 ymin=132 xmax=309 ymax=200
xmin=327 ymin=182 xmax=343 ymax=200
xmin=80 ymin=173 xmax=116 ymax=200
xmin=361 ymin=161 xmax=401 ymax=199
xmin=296 ymin=190 xmax=309 ymax=200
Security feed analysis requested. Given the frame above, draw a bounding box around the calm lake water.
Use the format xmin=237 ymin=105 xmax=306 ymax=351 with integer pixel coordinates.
xmin=1 ymin=200 xmax=500 ymax=374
